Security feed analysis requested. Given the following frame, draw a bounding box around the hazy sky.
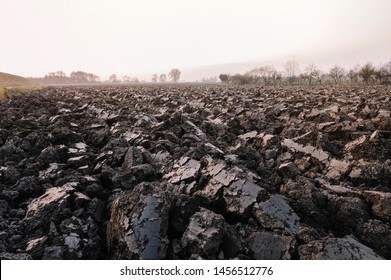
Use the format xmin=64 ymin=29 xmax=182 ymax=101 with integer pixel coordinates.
xmin=1 ymin=0 xmax=390 ymax=81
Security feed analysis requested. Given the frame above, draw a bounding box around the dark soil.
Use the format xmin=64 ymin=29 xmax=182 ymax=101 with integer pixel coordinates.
xmin=0 ymin=84 xmax=390 ymax=260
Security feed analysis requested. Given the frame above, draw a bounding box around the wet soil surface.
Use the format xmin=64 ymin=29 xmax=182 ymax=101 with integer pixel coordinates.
xmin=0 ymin=84 xmax=390 ymax=259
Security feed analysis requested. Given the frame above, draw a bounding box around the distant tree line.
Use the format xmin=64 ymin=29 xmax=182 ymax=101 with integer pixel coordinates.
xmin=29 ymin=71 xmax=100 ymax=85
xmin=200 ymin=76 xmax=218 ymax=83
xmin=109 ymin=74 xmax=140 ymax=84
xmin=29 ymin=71 xmax=143 ymax=85
xmin=151 ymin=68 xmax=181 ymax=83
xmin=219 ymin=60 xmax=391 ymax=86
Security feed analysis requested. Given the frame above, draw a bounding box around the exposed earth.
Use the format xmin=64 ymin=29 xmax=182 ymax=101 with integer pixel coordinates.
xmin=0 ymin=84 xmax=390 ymax=260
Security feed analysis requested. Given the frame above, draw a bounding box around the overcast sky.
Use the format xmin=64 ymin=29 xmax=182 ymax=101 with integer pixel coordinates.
xmin=1 ymin=0 xmax=390 ymax=81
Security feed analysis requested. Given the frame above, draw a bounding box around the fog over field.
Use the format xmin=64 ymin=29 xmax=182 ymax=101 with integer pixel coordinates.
xmin=1 ymin=0 xmax=390 ymax=81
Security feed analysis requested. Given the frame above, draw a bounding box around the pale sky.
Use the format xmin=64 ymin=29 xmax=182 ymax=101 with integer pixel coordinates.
xmin=1 ymin=0 xmax=390 ymax=81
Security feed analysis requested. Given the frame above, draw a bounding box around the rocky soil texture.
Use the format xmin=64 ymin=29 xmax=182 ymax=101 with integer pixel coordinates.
xmin=0 ymin=84 xmax=390 ymax=260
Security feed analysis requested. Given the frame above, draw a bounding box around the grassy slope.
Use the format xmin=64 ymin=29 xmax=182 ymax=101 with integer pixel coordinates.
xmin=0 ymin=71 xmax=40 ymax=99
xmin=0 ymin=71 xmax=35 ymax=87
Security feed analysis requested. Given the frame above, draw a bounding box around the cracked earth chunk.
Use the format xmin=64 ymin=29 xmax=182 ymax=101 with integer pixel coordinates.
xmin=327 ymin=195 xmax=370 ymax=234
xmin=25 ymin=236 xmax=47 ymax=259
xmin=213 ymin=170 xmax=236 ymax=186
xmin=224 ymin=179 xmax=265 ymax=218
xmin=206 ymin=163 xmax=225 ymax=176
xmin=26 ymin=185 xmax=75 ymax=218
xmin=364 ymin=191 xmax=391 ymax=222
xmin=278 ymin=162 xmax=300 ymax=178
xmin=42 ymin=246 xmax=63 ymax=260
xmin=178 ymin=159 xmax=201 ymax=181
xmin=349 ymin=167 xmax=362 ymax=178
xmin=238 ymin=131 xmax=258 ymax=140
xmin=318 ymin=122 xmax=336 ymax=129
xmin=282 ymin=139 xmax=329 ymax=162
xmin=261 ymin=134 xmax=278 ymax=147
xmin=122 ymin=131 xmax=141 ymax=142
xmin=256 ymin=195 xmax=300 ymax=235
xmin=122 ymin=147 xmax=144 ymax=170
xmin=356 ymin=219 xmax=391 ymax=259
xmin=299 ymin=235 xmax=383 ymax=260
xmin=197 ymin=179 xmax=224 ymax=200
xmin=24 ymin=184 xmax=76 ymax=233
xmin=205 ymin=143 xmax=224 ymax=155
xmin=152 ymin=151 xmax=172 ymax=163
xmin=65 ymin=233 xmax=81 ymax=251
xmin=345 ymin=135 xmax=367 ymax=154
xmin=315 ymin=178 xmax=355 ymax=195
xmin=170 ymin=158 xmax=201 ymax=183
xmin=181 ymin=208 xmax=241 ymax=259
xmin=247 ymin=232 xmax=294 ymax=260
xmin=107 ymin=182 xmax=171 ymax=260
xmin=325 ymin=159 xmax=350 ymax=180
xmin=67 ymin=155 xmax=88 ymax=167
xmin=39 ymin=163 xmax=64 ymax=180
xmin=185 ymin=121 xmax=207 ymax=142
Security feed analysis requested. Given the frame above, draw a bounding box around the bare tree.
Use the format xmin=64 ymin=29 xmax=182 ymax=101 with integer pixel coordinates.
xmin=384 ymin=60 xmax=391 ymax=73
xmin=347 ymin=64 xmax=361 ymax=83
xmin=374 ymin=65 xmax=388 ymax=83
xmin=168 ymin=68 xmax=181 ymax=83
xmin=109 ymin=74 xmax=119 ymax=83
xmin=284 ymin=60 xmax=299 ymax=85
xmin=87 ymin=73 xmax=100 ymax=83
xmin=260 ymin=66 xmax=279 ymax=85
xmin=45 ymin=70 xmax=68 ymax=84
xmin=329 ymin=65 xmax=346 ymax=84
xmin=245 ymin=65 xmax=279 ymax=85
xmin=201 ymin=76 xmax=218 ymax=83
xmin=55 ymin=71 xmax=66 ymax=77
xmin=151 ymin=74 xmax=158 ymax=83
xmin=159 ymin=74 xmax=167 ymax=83
xmin=122 ymin=75 xmax=131 ymax=83
xmin=70 ymin=71 xmax=89 ymax=84
xmin=359 ymin=63 xmax=375 ymax=84
xmin=348 ymin=70 xmax=358 ymax=83
xmin=315 ymin=70 xmax=325 ymax=85
xmin=304 ymin=63 xmax=320 ymax=85
xmin=244 ymin=68 xmax=262 ymax=84
xmin=230 ymin=74 xmax=253 ymax=85
xmin=273 ymin=71 xmax=283 ymax=86
xmin=41 ymin=70 xmax=100 ymax=84
xmin=219 ymin=74 xmax=230 ymax=84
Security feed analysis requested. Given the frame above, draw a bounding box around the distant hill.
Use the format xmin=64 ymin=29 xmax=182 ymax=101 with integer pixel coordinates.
xmin=0 ymin=71 xmax=35 ymax=87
